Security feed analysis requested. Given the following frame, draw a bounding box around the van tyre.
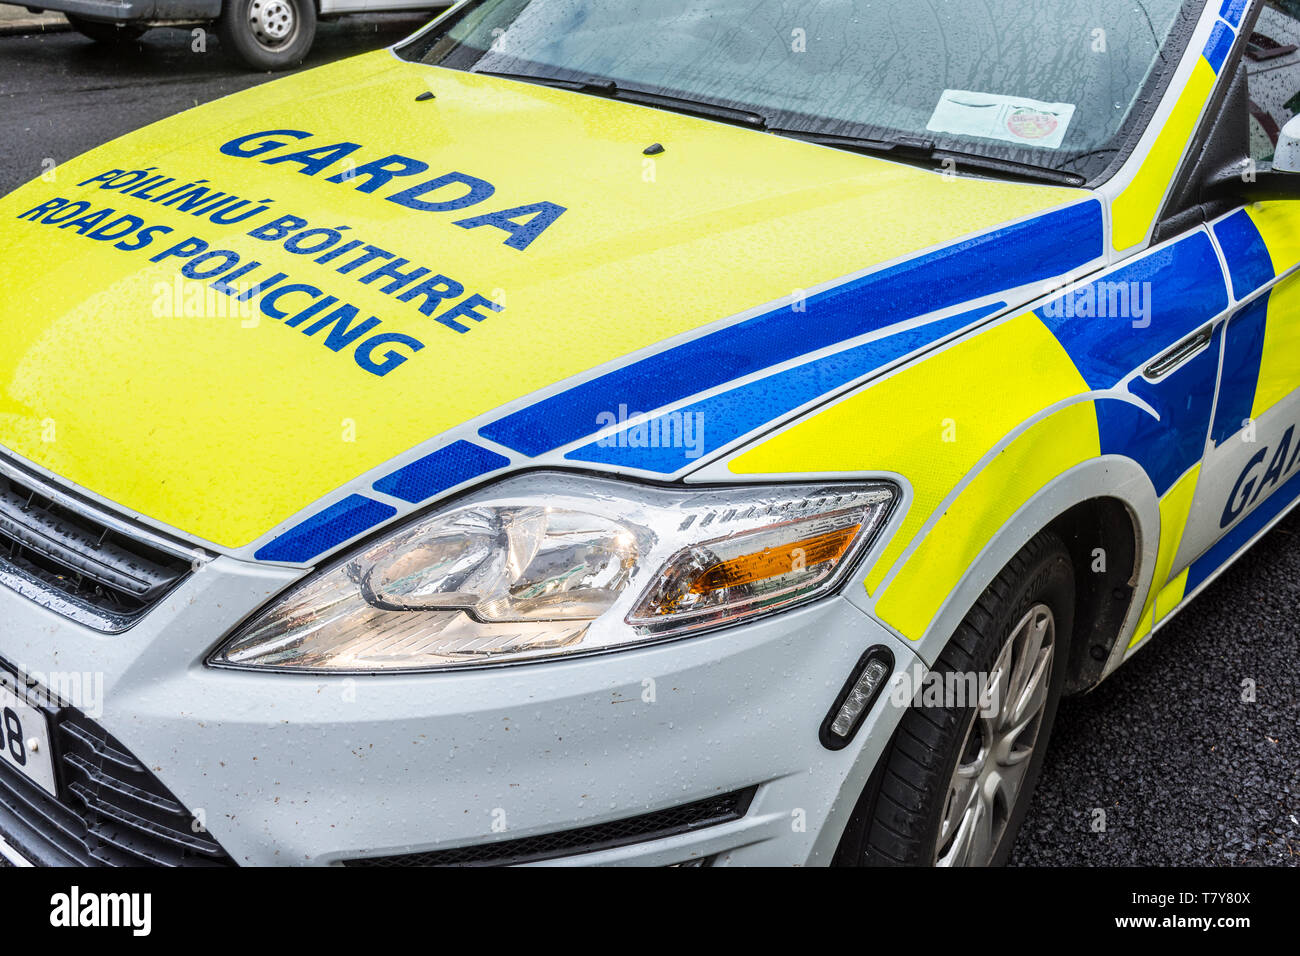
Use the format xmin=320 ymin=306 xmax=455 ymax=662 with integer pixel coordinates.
xmin=836 ymin=529 xmax=1075 ymax=866
xmin=66 ymin=17 xmax=147 ymax=44
xmin=218 ymin=0 xmax=316 ymax=71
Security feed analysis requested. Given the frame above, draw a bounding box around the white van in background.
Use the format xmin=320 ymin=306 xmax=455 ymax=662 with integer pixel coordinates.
xmin=22 ymin=0 xmax=443 ymax=69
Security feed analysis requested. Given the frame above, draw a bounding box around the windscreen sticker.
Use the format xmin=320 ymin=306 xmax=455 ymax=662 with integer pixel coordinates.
xmin=927 ymin=90 xmax=1076 ymax=150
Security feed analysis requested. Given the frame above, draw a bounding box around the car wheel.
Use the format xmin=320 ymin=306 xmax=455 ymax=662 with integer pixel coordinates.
xmin=217 ymin=0 xmax=316 ymax=71
xmin=66 ymin=17 xmax=147 ymax=44
xmin=836 ymin=529 xmax=1074 ymax=866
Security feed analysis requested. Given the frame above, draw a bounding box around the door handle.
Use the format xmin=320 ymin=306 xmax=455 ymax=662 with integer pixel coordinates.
xmin=1144 ymin=324 xmax=1214 ymax=380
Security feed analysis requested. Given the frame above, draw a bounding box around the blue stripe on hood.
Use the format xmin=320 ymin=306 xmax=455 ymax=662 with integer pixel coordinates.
xmin=565 ymin=302 xmax=1005 ymax=473
xmin=480 ymin=200 xmax=1103 ymax=458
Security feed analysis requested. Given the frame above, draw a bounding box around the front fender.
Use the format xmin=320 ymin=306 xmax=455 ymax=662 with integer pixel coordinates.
xmin=869 ymin=442 xmax=1161 ymax=674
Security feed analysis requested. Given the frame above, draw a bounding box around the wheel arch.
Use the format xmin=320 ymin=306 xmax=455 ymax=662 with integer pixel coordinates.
xmin=885 ymin=454 xmax=1162 ymax=689
xmin=1046 ymin=494 xmax=1144 ymax=695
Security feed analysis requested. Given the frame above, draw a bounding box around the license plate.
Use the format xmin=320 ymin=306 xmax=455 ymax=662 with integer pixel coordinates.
xmin=0 ymin=675 xmax=57 ymax=797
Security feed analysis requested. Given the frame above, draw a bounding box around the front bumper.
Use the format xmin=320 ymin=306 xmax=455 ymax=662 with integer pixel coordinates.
xmin=0 ymin=536 xmax=918 ymax=867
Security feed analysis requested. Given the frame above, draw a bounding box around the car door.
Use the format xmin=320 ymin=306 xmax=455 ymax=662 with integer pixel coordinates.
xmin=1175 ymin=0 xmax=1300 ymax=588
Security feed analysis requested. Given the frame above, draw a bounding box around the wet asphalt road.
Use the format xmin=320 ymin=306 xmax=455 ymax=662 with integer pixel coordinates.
xmin=0 ymin=15 xmax=435 ymax=187
xmin=1012 ymin=512 xmax=1299 ymax=866
xmin=0 ymin=24 xmax=1297 ymax=867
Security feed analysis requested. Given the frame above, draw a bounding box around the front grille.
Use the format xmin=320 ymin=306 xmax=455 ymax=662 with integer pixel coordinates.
xmin=345 ymin=788 xmax=755 ymax=867
xmin=0 ymin=706 xmax=234 ymax=867
xmin=0 ymin=457 xmax=192 ymax=632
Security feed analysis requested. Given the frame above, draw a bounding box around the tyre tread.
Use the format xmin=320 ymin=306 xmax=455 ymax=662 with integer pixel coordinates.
xmin=857 ymin=530 xmax=1072 ymax=866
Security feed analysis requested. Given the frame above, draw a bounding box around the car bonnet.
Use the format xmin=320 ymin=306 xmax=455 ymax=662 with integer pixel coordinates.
xmin=0 ymin=50 xmax=1101 ymax=554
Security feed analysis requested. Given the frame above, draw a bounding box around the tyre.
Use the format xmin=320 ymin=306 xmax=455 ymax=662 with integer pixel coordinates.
xmin=66 ymin=16 xmax=147 ymax=44
xmin=217 ymin=0 xmax=316 ymax=71
xmin=836 ymin=529 xmax=1075 ymax=866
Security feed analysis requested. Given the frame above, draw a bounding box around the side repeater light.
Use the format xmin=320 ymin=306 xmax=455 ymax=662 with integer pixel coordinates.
xmin=821 ymin=647 xmax=895 ymax=750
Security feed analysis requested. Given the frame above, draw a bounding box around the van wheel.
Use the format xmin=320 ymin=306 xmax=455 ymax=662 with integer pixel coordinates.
xmin=836 ymin=529 xmax=1074 ymax=866
xmin=66 ymin=17 xmax=147 ymax=44
xmin=217 ymin=0 xmax=315 ymax=71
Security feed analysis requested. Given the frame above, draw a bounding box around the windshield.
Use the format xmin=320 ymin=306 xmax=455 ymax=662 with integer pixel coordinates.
xmin=398 ymin=0 xmax=1205 ymax=182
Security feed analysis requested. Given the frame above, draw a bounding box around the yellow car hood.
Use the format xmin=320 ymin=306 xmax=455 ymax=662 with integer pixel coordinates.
xmin=0 ymin=51 xmax=1085 ymax=550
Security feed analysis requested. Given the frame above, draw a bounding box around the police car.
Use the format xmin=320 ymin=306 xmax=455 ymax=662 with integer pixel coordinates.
xmin=0 ymin=0 xmax=1296 ymax=867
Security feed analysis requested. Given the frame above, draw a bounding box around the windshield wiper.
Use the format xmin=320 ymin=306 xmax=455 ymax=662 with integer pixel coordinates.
xmin=470 ymin=70 xmax=1084 ymax=188
xmin=469 ymin=69 xmax=770 ymax=128
xmin=765 ymin=128 xmax=1087 ymax=188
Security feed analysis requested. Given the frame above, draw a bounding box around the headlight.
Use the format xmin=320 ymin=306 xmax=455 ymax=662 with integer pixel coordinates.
xmin=210 ymin=473 xmax=895 ymax=673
